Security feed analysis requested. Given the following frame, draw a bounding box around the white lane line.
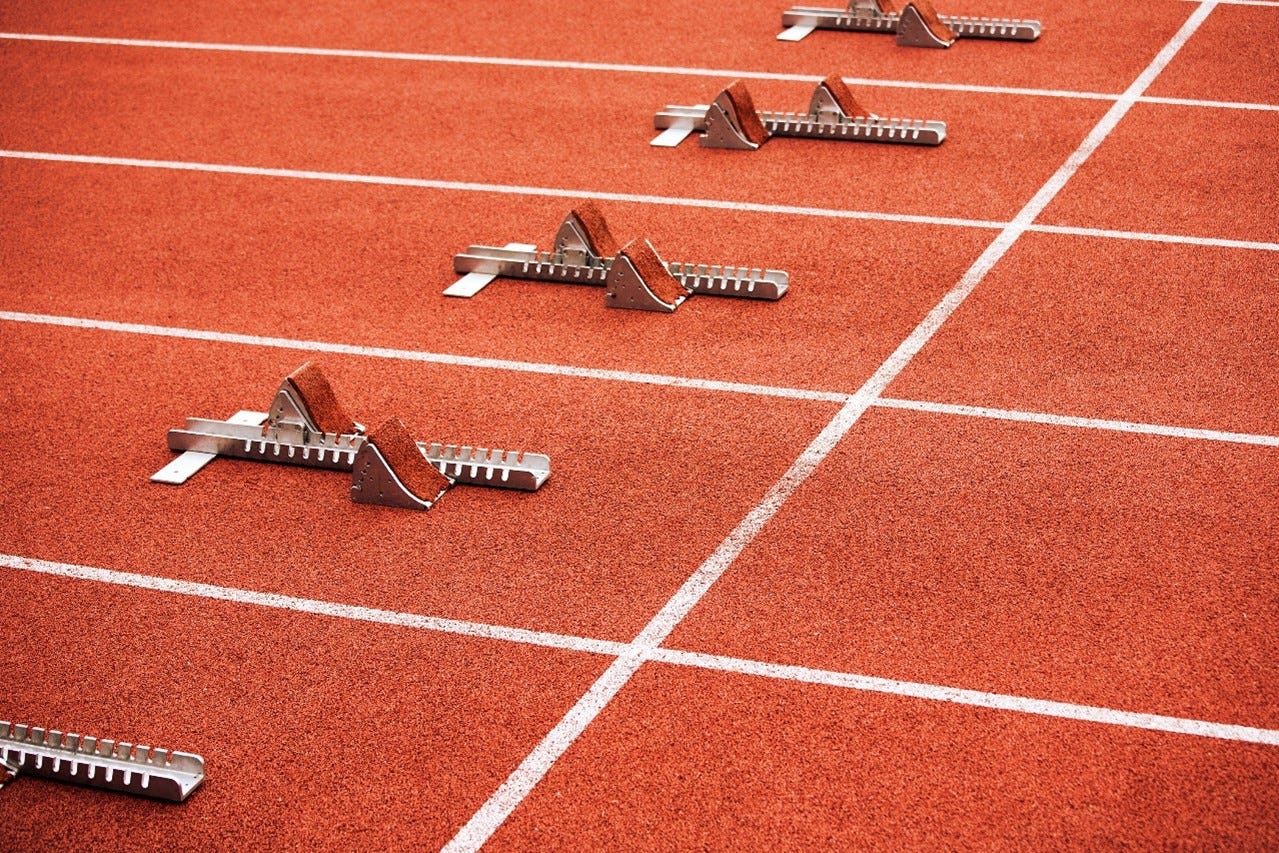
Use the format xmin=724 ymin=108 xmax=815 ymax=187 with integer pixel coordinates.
xmin=876 ymin=398 xmax=1279 ymax=447
xmin=5 ymin=311 xmax=1278 ymax=446
xmin=1029 ymin=223 xmax=1279 ymax=252
xmin=0 ymin=150 xmax=1002 ymax=232
xmin=0 ymin=309 xmax=849 ymax=403
xmin=4 ymin=31 xmax=1277 ymax=112
xmin=0 ymin=554 xmax=629 ymax=657
xmin=650 ymin=649 xmax=1279 ymax=746
xmin=0 ymin=32 xmax=1114 ymax=102
xmin=1142 ymin=95 xmax=1279 ymax=112
xmin=441 ymin=5 xmax=1226 ymax=849
xmin=5 ymin=150 xmax=1276 ymax=253
xmin=6 ymin=553 xmax=1277 ymax=749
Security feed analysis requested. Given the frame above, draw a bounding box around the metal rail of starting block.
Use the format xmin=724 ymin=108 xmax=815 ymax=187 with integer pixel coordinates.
xmin=0 ymin=721 xmax=205 ymax=802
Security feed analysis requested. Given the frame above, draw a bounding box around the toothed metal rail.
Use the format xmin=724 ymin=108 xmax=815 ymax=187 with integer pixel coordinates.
xmin=780 ymin=5 xmax=1040 ymax=41
xmin=452 ymin=245 xmax=788 ymax=300
xmin=653 ymin=104 xmax=945 ymax=146
xmin=163 ymin=413 xmax=551 ymax=491
xmin=0 ymin=721 xmax=204 ymax=802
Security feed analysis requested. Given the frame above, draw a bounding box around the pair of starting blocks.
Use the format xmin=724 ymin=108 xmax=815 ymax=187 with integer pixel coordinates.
xmin=1 ymin=720 xmax=204 ymax=802
xmin=779 ymin=0 xmax=1041 ymax=47
xmin=447 ymin=203 xmax=788 ymax=312
xmin=653 ymin=75 xmax=945 ymax=150
xmin=152 ymin=362 xmax=550 ymax=511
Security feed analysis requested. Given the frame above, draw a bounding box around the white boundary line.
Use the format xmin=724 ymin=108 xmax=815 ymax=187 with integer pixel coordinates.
xmin=6 ymin=553 xmax=1277 ymax=747
xmin=3 ymin=31 xmax=1278 ymax=112
xmin=443 ymin=4 xmax=1226 ymax=849
xmin=875 ymin=398 xmax=1279 ymax=447
xmin=0 ymin=32 xmax=1116 ymax=102
xmin=649 ymin=649 xmax=1279 ymax=745
xmin=4 ymin=309 xmax=1277 ymax=446
xmin=3 ymin=150 xmax=1278 ymax=253
xmin=0 ymin=555 xmax=628 ymax=657
xmin=0 ymin=150 xmax=1001 ymax=232
xmin=0 ymin=310 xmax=849 ymax=403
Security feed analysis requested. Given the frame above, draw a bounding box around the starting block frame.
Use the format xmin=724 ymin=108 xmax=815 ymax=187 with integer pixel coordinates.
xmin=447 ymin=205 xmax=789 ymax=310
xmin=153 ymin=363 xmax=551 ymax=510
xmin=653 ymin=77 xmax=946 ymax=149
xmin=0 ymin=720 xmax=205 ymax=802
xmin=779 ymin=0 xmax=1041 ymax=47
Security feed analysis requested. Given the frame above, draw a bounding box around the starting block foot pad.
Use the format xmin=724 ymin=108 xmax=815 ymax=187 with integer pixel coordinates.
xmin=270 ymin=361 xmax=358 ymax=436
xmin=555 ymin=201 xmax=621 ymax=260
xmin=702 ymin=81 xmax=771 ymax=150
xmin=606 ymin=239 xmax=690 ymax=312
xmin=351 ymin=418 xmax=452 ymax=510
xmin=897 ymin=0 xmax=956 ymax=47
xmin=810 ymin=75 xmax=871 ymax=120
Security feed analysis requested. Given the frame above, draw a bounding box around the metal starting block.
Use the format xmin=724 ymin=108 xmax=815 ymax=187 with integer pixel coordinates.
xmin=653 ymin=77 xmax=945 ymax=149
xmin=152 ymin=362 xmax=551 ymax=510
xmin=448 ymin=203 xmax=788 ymax=311
xmin=0 ymin=720 xmax=205 ymax=802
xmin=779 ymin=0 xmax=1040 ymax=46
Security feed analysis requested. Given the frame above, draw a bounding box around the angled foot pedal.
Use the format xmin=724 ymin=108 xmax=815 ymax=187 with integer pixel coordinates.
xmin=0 ymin=720 xmax=204 ymax=802
xmin=703 ymin=81 xmax=771 ymax=150
xmin=654 ymin=77 xmax=945 ymax=148
xmin=352 ymin=418 xmax=452 ymax=510
xmin=449 ymin=202 xmax=788 ymax=309
xmin=779 ymin=0 xmax=1040 ymax=46
xmin=153 ymin=363 xmax=551 ymax=508
xmin=606 ymin=240 xmax=691 ymax=312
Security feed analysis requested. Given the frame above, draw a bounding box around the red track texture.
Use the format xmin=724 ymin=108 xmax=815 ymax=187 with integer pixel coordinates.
xmin=1 ymin=0 xmax=1277 ymax=848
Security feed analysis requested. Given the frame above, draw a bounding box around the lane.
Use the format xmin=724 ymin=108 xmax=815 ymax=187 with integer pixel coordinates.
xmin=1039 ymin=102 xmax=1279 ymax=243
xmin=0 ymin=569 xmax=611 ymax=849
xmin=1149 ymin=2 xmax=1279 ymax=105
xmin=0 ymin=40 xmax=1108 ymax=222
xmin=0 ymin=321 xmax=836 ymax=642
xmin=888 ymin=233 xmax=1279 ymax=436
xmin=0 ymin=158 xmax=992 ymax=394
xmin=486 ymin=664 xmax=1279 ymax=847
xmin=667 ymin=407 xmax=1279 ymax=729
xmin=0 ymin=0 xmax=1188 ymax=93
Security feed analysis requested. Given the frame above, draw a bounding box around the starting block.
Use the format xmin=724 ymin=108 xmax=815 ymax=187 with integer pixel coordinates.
xmin=448 ymin=203 xmax=788 ymax=311
xmin=779 ymin=0 xmax=1040 ymax=46
xmin=0 ymin=720 xmax=205 ymax=802
xmin=653 ymin=77 xmax=945 ymax=149
xmin=152 ymin=362 xmax=551 ymax=510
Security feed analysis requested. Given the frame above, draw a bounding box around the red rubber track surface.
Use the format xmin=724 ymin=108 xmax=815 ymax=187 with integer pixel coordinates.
xmin=1 ymin=0 xmax=1277 ymax=848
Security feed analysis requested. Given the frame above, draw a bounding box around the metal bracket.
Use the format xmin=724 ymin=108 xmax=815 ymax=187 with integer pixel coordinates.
xmin=0 ymin=720 xmax=204 ymax=802
xmin=605 ymin=240 xmax=687 ymax=312
xmin=654 ymin=78 xmax=945 ymax=148
xmin=351 ymin=439 xmax=450 ymax=510
xmin=779 ymin=0 xmax=1040 ymax=45
xmin=447 ymin=206 xmax=789 ymax=308
xmin=702 ymin=99 xmax=765 ymax=151
xmin=896 ymin=1 xmax=955 ymax=47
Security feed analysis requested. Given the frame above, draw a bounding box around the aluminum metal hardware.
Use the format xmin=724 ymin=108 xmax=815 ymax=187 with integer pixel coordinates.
xmin=152 ymin=366 xmax=552 ymax=506
xmin=0 ymin=721 xmax=204 ymax=802
xmin=447 ymin=208 xmax=789 ymax=306
xmin=653 ymin=78 xmax=945 ymax=149
xmin=779 ymin=1 xmax=1040 ymax=46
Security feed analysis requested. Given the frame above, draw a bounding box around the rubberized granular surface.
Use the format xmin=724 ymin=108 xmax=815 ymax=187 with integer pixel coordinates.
xmin=2 ymin=0 xmax=1276 ymax=847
